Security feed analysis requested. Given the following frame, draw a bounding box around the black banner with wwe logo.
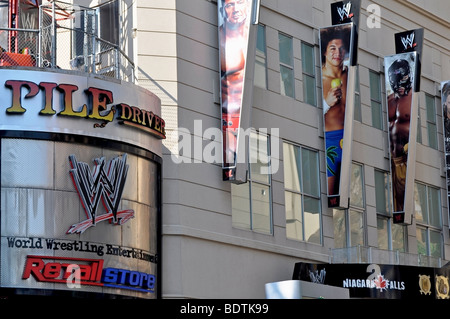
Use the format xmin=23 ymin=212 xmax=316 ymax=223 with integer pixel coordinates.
xmin=385 ymin=29 xmax=423 ymax=223
xmin=330 ymin=0 xmax=360 ymax=66
xmin=395 ymin=28 xmax=423 ymax=92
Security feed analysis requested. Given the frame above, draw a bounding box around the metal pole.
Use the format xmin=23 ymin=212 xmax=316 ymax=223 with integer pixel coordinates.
xmin=38 ymin=4 xmax=42 ymax=67
xmin=92 ymin=10 xmax=97 ymax=73
xmin=51 ymin=1 xmax=56 ymax=67
xmin=115 ymin=47 xmax=119 ymax=79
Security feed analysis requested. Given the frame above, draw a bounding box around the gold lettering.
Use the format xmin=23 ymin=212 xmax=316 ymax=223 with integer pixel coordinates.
xmin=131 ymin=106 xmax=142 ymax=124
xmin=39 ymin=82 xmax=57 ymax=115
xmin=154 ymin=116 xmax=161 ymax=132
xmin=58 ymin=84 xmax=87 ymax=117
xmin=87 ymin=87 xmax=114 ymax=122
xmin=5 ymin=80 xmax=39 ymax=113
xmin=118 ymin=103 xmax=132 ymax=120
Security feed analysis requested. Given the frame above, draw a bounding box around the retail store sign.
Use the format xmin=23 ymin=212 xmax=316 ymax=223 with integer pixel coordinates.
xmin=22 ymin=255 xmax=156 ymax=293
xmin=2 ymin=79 xmax=166 ymax=139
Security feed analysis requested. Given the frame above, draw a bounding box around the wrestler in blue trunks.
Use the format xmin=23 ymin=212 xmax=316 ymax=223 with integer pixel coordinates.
xmin=326 ymin=129 xmax=343 ymax=178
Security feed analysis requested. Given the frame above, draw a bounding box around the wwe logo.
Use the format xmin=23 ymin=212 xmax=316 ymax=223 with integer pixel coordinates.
xmin=67 ymin=154 xmax=134 ymax=234
xmin=337 ymin=2 xmax=353 ymax=21
xmin=309 ymin=269 xmax=326 ymax=284
xmin=401 ymin=33 xmax=416 ymax=50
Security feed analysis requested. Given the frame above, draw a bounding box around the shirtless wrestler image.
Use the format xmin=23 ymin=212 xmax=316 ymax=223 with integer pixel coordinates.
xmin=219 ymin=0 xmax=251 ymax=169
xmin=320 ymin=24 xmax=351 ymax=196
xmin=387 ymin=58 xmax=413 ymax=212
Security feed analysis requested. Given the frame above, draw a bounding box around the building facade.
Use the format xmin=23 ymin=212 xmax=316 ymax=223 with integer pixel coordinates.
xmin=144 ymin=0 xmax=450 ymax=298
xmin=1 ymin=0 xmax=450 ymax=299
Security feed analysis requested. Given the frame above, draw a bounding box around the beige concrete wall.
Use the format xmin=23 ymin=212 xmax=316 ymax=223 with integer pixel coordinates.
xmin=136 ymin=0 xmax=450 ymax=298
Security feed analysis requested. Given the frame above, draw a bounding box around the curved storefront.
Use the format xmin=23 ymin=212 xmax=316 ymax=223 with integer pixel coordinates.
xmin=0 ymin=67 xmax=164 ymax=299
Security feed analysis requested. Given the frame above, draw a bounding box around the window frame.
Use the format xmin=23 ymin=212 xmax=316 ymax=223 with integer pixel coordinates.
xmin=231 ymin=130 xmax=273 ymax=235
xmin=301 ymin=41 xmax=317 ymax=106
xmin=374 ymin=169 xmax=407 ymax=252
xmin=354 ymin=66 xmax=362 ymax=122
xmin=98 ymin=0 xmax=120 ymax=46
xmin=414 ymin=181 xmax=443 ymax=259
xmin=369 ymin=70 xmax=383 ymax=130
xmin=333 ymin=162 xmax=366 ymax=248
xmin=425 ymin=93 xmax=438 ymax=149
xmin=254 ymin=24 xmax=267 ymax=89
xmin=283 ymin=141 xmax=322 ymax=244
xmin=278 ymin=32 xmax=295 ymax=98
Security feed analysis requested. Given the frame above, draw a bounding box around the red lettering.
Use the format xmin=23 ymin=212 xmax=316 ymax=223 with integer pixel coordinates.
xmin=57 ymin=84 xmax=88 ymax=117
xmin=22 ymin=256 xmax=104 ymax=286
xmin=39 ymin=82 xmax=58 ymax=115
xmin=22 ymin=256 xmax=46 ymax=280
xmin=86 ymin=87 xmax=114 ymax=121
xmin=43 ymin=263 xmax=61 ymax=279
xmin=5 ymin=80 xmax=39 ymax=113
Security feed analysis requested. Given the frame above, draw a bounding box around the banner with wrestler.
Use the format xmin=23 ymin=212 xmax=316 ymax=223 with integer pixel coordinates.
xmin=384 ymin=52 xmax=419 ymax=223
xmin=441 ymin=81 xmax=450 ymax=222
xmin=319 ymin=22 xmax=356 ymax=208
xmin=218 ymin=0 xmax=259 ymax=182
xmin=384 ymin=28 xmax=423 ymax=224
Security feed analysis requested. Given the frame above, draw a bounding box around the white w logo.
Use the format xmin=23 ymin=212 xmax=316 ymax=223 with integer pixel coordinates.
xmin=401 ymin=33 xmax=415 ymax=50
xmin=67 ymin=154 xmax=134 ymax=234
xmin=309 ymin=269 xmax=326 ymax=284
xmin=337 ymin=2 xmax=352 ymax=21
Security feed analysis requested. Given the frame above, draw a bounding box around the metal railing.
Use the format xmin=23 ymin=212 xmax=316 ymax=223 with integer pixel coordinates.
xmin=330 ymin=246 xmax=445 ymax=268
xmin=0 ymin=1 xmax=135 ymax=83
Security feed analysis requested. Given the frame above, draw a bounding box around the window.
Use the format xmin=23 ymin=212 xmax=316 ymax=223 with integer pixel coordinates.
xmin=415 ymin=182 xmax=442 ymax=259
xmin=301 ymin=42 xmax=316 ymax=106
xmin=232 ymin=131 xmax=272 ymax=234
xmin=333 ymin=163 xmax=365 ymax=247
xmin=254 ymin=24 xmax=267 ymax=89
xmin=417 ymin=106 xmax=423 ymax=143
xmin=279 ymin=33 xmax=295 ymax=98
xmin=369 ymin=70 xmax=383 ymax=129
xmin=283 ymin=142 xmax=321 ymax=244
xmin=354 ymin=66 xmax=362 ymax=121
xmin=425 ymin=93 xmax=438 ymax=149
xmin=98 ymin=0 xmax=120 ymax=45
xmin=0 ymin=0 xmax=8 ymax=50
xmin=72 ymin=8 xmax=96 ymax=60
xmin=374 ymin=170 xmax=407 ymax=252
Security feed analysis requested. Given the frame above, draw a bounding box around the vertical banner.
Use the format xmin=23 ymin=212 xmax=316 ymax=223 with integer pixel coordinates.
xmin=385 ymin=29 xmax=423 ymax=224
xmin=218 ymin=0 xmax=259 ymax=183
xmin=441 ymin=80 xmax=450 ymax=227
xmin=322 ymin=0 xmax=360 ymax=208
xmin=320 ymin=23 xmax=356 ymax=208
xmin=384 ymin=52 xmax=419 ymax=223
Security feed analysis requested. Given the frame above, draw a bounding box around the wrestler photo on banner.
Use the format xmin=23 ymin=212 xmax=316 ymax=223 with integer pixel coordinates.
xmin=319 ymin=23 xmax=352 ymax=197
xmin=441 ymin=81 xmax=450 ymax=212
xmin=384 ymin=52 xmax=417 ymax=213
xmin=218 ymin=0 xmax=253 ymax=180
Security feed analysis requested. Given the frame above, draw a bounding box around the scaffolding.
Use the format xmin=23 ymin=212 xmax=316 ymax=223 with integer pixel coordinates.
xmin=0 ymin=0 xmax=135 ymax=83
